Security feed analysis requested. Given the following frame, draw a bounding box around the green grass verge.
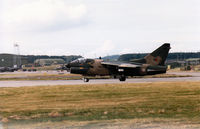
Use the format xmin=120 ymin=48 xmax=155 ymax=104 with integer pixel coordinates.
xmin=0 ymin=82 xmax=200 ymax=123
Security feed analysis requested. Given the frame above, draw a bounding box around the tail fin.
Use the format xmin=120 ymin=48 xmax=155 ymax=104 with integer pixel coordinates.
xmin=144 ymin=43 xmax=171 ymax=66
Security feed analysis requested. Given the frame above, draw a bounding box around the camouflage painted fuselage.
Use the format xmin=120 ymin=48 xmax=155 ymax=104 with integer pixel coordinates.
xmin=68 ymin=58 xmax=167 ymax=77
xmin=68 ymin=59 xmax=109 ymax=76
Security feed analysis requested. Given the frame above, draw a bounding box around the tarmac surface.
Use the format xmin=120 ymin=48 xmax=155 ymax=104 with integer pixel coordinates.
xmin=0 ymin=72 xmax=200 ymax=87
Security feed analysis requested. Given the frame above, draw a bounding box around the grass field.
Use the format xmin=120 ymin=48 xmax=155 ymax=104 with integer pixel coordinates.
xmin=0 ymin=81 xmax=200 ymax=124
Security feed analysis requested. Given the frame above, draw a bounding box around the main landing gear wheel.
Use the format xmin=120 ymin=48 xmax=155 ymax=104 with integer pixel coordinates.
xmin=119 ymin=76 xmax=126 ymax=81
xmin=83 ymin=78 xmax=89 ymax=82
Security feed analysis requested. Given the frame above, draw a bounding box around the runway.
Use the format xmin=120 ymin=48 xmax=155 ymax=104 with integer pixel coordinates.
xmin=0 ymin=72 xmax=200 ymax=87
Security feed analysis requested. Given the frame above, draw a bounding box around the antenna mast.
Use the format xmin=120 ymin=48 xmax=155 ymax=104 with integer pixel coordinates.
xmin=13 ymin=43 xmax=21 ymax=68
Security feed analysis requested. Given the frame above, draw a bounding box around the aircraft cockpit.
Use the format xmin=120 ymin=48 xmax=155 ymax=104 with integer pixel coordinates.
xmin=71 ymin=58 xmax=86 ymax=64
xmin=70 ymin=58 xmax=94 ymax=64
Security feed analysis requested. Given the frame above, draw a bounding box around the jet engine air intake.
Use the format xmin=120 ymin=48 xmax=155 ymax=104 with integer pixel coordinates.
xmin=70 ymin=67 xmax=89 ymax=74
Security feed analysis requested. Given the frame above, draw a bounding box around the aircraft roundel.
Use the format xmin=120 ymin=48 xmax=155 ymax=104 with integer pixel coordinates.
xmin=154 ymin=57 xmax=158 ymax=62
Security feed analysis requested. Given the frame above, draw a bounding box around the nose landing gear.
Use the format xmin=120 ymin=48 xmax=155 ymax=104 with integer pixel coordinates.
xmin=119 ymin=76 xmax=126 ymax=81
xmin=83 ymin=78 xmax=89 ymax=82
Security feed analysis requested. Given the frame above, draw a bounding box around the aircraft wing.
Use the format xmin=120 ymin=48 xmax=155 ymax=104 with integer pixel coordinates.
xmin=101 ymin=61 xmax=141 ymax=68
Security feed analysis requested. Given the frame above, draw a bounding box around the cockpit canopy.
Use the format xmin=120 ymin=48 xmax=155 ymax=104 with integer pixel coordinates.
xmin=71 ymin=58 xmax=94 ymax=64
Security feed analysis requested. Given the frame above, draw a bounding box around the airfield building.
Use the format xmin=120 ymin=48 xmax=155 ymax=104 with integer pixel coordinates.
xmin=185 ymin=58 xmax=200 ymax=65
xmin=34 ymin=59 xmax=65 ymax=66
xmin=0 ymin=54 xmax=28 ymax=67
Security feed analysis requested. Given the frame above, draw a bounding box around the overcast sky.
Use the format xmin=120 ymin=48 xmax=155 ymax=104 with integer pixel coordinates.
xmin=1 ymin=0 xmax=200 ymax=58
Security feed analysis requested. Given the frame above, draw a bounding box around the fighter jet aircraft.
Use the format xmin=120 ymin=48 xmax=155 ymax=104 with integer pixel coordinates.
xmin=65 ymin=43 xmax=171 ymax=82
